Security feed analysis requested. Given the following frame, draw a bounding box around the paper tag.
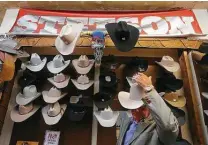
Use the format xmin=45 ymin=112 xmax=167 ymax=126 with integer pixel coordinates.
xmin=44 ymin=130 xmax=60 ymax=145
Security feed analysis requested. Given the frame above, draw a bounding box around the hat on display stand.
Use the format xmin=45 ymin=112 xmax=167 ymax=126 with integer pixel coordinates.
xmin=202 ymin=92 xmax=208 ymax=99
xmin=127 ymin=57 xmax=148 ymax=72
xmin=42 ymin=102 xmax=67 ymax=125
xmin=23 ymin=53 xmax=47 ymax=72
xmin=71 ymin=75 xmax=94 ymax=90
xmin=72 ymin=55 xmax=95 ymax=74
xmin=10 ymin=103 xmax=40 ymax=122
xmin=18 ymin=71 xmax=37 ymax=88
xmin=94 ymin=107 xmax=119 ymax=127
xmin=47 ymin=73 xmax=70 ymax=89
xmin=99 ymin=71 xmax=117 ymax=88
xmin=16 ymin=85 xmax=41 ymax=105
xmin=55 ymin=23 xmax=84 ymax=55
xmin=155 ymin=56 xmax=180 ymax=73
xmin=47 ymin=55 xmax=70 ymax=74
xmin=105 ymin=21 xmax=139 ymax=52
xmin=42 ymin=87 xmax=67 ymax=103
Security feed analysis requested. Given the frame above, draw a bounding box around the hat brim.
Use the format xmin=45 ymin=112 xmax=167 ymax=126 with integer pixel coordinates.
xmin=55 ymin=23 xmax=84 ymax=55
xmin=155 ymin=61 xmax=180 ymax=72
xmin=47 ymin=75 xmax=70 ymax=89
xmin=202 ymin=92 xmax=208 ymax=99
xmin=94 ymin=111 xmax=119 ymax=127
xmin=42 ymin=91 xmax=68 ymax=103
xmin=71 ymin=79 xmax=94 ymax=90
xmin=10 ymin=105 xmax=40 ymax=122
xmin=164 ymin=95 xmax=186 ymax=108
xmin=72 ymin=59 xmax=95 ymax=74
xmin=105 ymin=23 xmax=139 ymax=52
xmin=118 ymin=91 xmax=144 ymax=109
xmin=25 ymin=57 xmax=47 ymax=72
xmin=16 ymin=92 xmax=41 ymax=105
xmin=47 ymin=60 xmax=70 ymax=74
xmin=42 ymin=104 xmax=67 ymax=125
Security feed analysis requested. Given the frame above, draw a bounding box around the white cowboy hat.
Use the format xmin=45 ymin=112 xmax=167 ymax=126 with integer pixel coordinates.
xmin=42 ymin=102 xmax=67 ymax=125
xmin=42 ymin=87 xmax=67 ymax=103
xmin=16 ymin=85 xmax=41 ymax=105
xmin=202 ymin=92 xmax=208 ymax=99
xmin=94 ymin=107 xmax=119 ymax=127
xmin=72 ymin=55 xmax=95 ymax=74
xmin=155 ymin=56 xmax=180 ymax=72
xmin=118 ymin=85 xmax=144 ymax=109
xmin=47 ymin=55 xmax=70 ymax=74
xmin=24 ymin=53 xmax=47 ymax=72
xmin=204 ymin=110 xmax=208 ymax=116
xmin=71 ymin=75 xmax=94 ymax=90
xmin=10 ymin=103 xmax=40 ymax=122
xmin=47 ymin=73 xmax=70 ymax=89
xmin=55 ymin=23 xmax=84 ymax=55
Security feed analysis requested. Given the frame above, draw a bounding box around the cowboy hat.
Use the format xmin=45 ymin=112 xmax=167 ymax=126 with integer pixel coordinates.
xmin=202 ymin=92 xmax=208 ymax=99
xmin=127 ymin=57 xmax=148 ymax=72
xmin=47 ymin=73 xmax=70 ymax=89
xmin=16 ymin=85 xmax=41 ymax=105
xmin=204 ymin=110 xmax=208 ymax=116
xmin=10 ymin=103 xmax=40 ymax=122
xmin=55 ymin=23 xmax=84 ymax=55
xmin=23 ymin=53 xmax=47 ymax=72
xmin=155 ymin=56 xmax=180 ymax=72
xmin=42 ymin=87 xmax=67 ymax=103
xmin=162 ymin=92 xmax=186 ymax=108
xmin=47 ymin=55 xmax=70 ymax=74
xmin=105 ymin=21 xmax=139 ymax=52
xmin=99 ymin=71 xmax=117 ymax=88
xmin=0 ymin=39 xmax=20 ymax=54
xmin=42 ymin=102 xmax=67 ymax=125
xmin=94 ymin=107 xmax=119 ymax=127
xmin=71 ymin=75 xmax=94 ymax=90
xmin=18 ymin=71 xmax=37 ymax=89
xmin=72 ymin=55 xmax=95 ymax=75
xmin=92 ymin=91 xmax=114 ymax=109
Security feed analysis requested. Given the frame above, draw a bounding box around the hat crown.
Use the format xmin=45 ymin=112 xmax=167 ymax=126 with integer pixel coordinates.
xmin=100 ymin=108 xmax=113 ymax=120
xmin=54 ymin=73 xmax=66 ymax=83
xmin=78 ymin=55 xmax=90 ymax=67
xmin=48 ymin=87 xmax=61 ymax=98
xmin=59 ymin=24 xmax=77 ymax=45
xmin=23 ymin=85 xmax=38 ymax=98
xmin=30 ymin=53 xmax=42 ymax=66
xmin=161 ymin=56 xmax=175 ymax=67
xmin=129 ymin=85 xmax=142 ymax=100
xmin=164 ymin=92 xmax=179 ymax=102
xmin=53 ymin=55 xmax=65 ymax=68
xmin=18 ymin=103 xmax=33 ymax=115
xmin=47 ymin=102 xmax=61 ymax=117
xmin=116 ymin=21 xmax=130 ymax=41
xmin=77 ymin=75 xmax=90 ymax=84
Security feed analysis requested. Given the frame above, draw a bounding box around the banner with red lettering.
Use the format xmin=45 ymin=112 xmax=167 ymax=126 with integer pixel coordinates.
xmin=1 ymin=9 xmax=207 ymax=37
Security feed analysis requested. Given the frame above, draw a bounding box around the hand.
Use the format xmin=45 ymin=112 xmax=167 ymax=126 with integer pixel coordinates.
xmin=133 ymin=73 xmax=153 ymax=91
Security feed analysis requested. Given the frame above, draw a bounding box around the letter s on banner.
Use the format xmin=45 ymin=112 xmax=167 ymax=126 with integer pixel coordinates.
xmin=11 ymin=15 xmax=39 ymax=34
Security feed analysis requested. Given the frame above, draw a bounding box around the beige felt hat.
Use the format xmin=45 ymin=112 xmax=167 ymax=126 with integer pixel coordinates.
xmin=155 ymin=56 xmax=180 ymax=72
xmin=42 ymin=102 xmax=67 ymax=125
xmin=71 ymin=75 xmax=94 ymax=90
xmin=42 ymin=87 xmax=67 ymax=103
xmin=163 ymin=92 xmax=186 ymax=108
xmin=10 ymin=103 xmax=40 ymax=122
xmin=72 ymin=55 xmax=95 ymax=74
xmin=55 ymin=23 xmax=84 ymax=55
xmin=47 ymin=73 xmax=70 ymax=89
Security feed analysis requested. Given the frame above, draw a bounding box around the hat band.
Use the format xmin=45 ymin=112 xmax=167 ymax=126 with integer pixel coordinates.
xmin=19 ymin=106 xmax=34 ymax=115
xmin=60 ymin=32 xmax=77 ymax=45
xmin=78 ymin=61 xmax=90 ymax=68
xmin=47 ymin=108 xmax=64 ymax=117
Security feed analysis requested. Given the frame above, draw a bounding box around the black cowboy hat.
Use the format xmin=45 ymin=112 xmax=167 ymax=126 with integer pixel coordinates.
xmin=105 ymin=21 xmax=139 ymax=52
xmin=127 ymin=57 xmax=148 ymax=72
xmin=99 ymin=71 xmax=118 ymax=88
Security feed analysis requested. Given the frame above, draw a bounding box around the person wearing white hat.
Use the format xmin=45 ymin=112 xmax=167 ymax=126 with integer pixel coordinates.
xmin=117 ymin=73 xmax=179 ymax=145
xmin=42 ymin=87 xmax=67 ymax=104
xmin=72 ymin=55 xmax=95 ymax=74
xmin=155 ymin=56 xmax=180 ymax=73
xmin=55 ymin=23 xmax=84 ymax=55
xmin=71 ymin=75 xmax=94 ymax=90
xmin=47 ymin=73 xmax=70 ymax=89
xmin=10 ymin=103 xmax=40 ymax=122
xmin=16 ymin=85 xmax=41 ymax=105
xmin=94 ymin=107 xmax=119 ymax=127
xmin=47 ymin=55 xmax=70 ymax=74
xmin=23 ymin=53 xmax=47 ymax=72
xmin=42 ymin=102 xmax=67 ymax=125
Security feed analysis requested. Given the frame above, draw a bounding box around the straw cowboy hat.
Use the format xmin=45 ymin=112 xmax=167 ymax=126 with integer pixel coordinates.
xmin=47 ymin=55 xmax=70 ymax=74
xmin=94 ymin=107 xmax=119 ymax=127
xmin=23 ymin=53 xmax=47 ymax=72
xmin=16 ymin=85 xmax=41 ymax=105
xmin=161 ymin=92 xmax=186 ymax=108
xmin=42 ymin=87 xmax=67 ymax=103
xmin=42 ymin=102 xmax=67 ymax=125
xmin=202 ymin=92 xmax=208 ymax=99
xmin=71 ymin=75 xmax=94 ymax=90
xmin=72 ymin=55 xmax=95 ymax=74
xmin=155 ymin=56 xmax=180 ymax=72
xmin=10 ymin=103 xmax=40 ymax=122
xmin=118 ymin=84 xmax=144 ymax=109
xmin=47 ymin=73 xmax=70 ymax=89
xmin=55 ymin=23 xmax=84 ymax=55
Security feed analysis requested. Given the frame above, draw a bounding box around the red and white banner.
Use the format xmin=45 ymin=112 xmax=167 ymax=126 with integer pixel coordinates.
xmin=1 ymin=9 xmax=208 ymax=37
